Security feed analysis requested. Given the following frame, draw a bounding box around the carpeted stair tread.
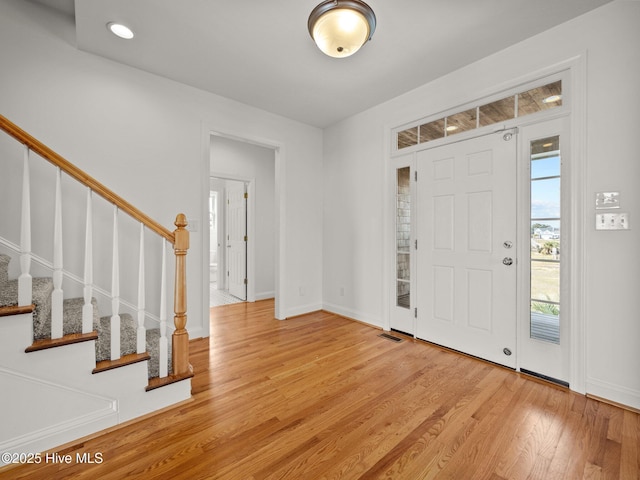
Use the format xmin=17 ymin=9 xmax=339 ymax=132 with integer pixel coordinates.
xmin=0 ymin=277 xmax=54 ymax=339
xmin=146 ymin=328 xmax=172 ymax=379
xmin=0 ymin=254 xmax=9 ymax=285
xmin=2 ymin=253 xmax=170 ymax=382
xmin=94 ymin=313 xmax=137 ymax=363
xmin=62 ymin=297 xmax=99 ymax=336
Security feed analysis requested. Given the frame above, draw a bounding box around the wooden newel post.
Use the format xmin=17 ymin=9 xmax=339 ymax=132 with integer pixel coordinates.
xmin=172 ymin=213 xmax=190 ymax=376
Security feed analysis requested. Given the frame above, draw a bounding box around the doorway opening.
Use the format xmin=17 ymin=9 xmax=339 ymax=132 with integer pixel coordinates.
xmin=209 ymin=178 xmax=247 ymax=307
xmin=209 ymin=134 xmax=277 ymax=310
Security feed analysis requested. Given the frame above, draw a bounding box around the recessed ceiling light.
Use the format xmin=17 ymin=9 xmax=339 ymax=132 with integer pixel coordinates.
xmin=107 ymin=22 xmax=134 ymax=40
xmin=446 ymin=125 xmax=458 ymax=132
xmin=542 ymin=94 xmax=562 ymax=104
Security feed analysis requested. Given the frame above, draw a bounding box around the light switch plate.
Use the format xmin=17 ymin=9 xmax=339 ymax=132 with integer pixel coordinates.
xmin=596 ymin=213 xmax=629 ymax=230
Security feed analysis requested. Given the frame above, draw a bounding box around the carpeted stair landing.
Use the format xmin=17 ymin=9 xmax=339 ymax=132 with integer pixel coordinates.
xmin=0 ymin=253 xmax=171 ymax=378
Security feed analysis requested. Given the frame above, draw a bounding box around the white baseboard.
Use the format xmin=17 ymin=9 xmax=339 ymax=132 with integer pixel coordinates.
xmin=285 ymin=302 xmax=323 ymax=319
xmin=255 ymin=291 xmax=275 ymax=301
xmin=321 ymin=302 xmax=383 ymax=329
xmin=586 ymin=377 xmax=640 ymax=411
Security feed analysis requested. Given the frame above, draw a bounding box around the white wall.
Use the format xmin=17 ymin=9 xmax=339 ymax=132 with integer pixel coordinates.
xmin=323 ymin=0 xmax=640 ymax=408
xmin=0 ymin=0 xmax=323 ymax=336
xmin=210 ymin=136 xmax=276 ymax=300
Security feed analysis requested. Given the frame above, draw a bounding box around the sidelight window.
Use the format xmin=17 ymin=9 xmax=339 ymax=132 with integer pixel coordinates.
xmin=396 ymin=167 xmax=411 ymax=308
xmin=529 ymin=135 xmax=561 ymax=344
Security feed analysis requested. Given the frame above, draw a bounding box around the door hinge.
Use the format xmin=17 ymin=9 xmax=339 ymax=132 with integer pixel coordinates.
xmin=414 ymin=171 xmax=418 ymax=181
xmin=244 ymin=235 xmax=248 ymax=242
xmin=244 ymin=192 xmax=248 ymax=199
xmin=244 ymin=278 xmax=248 ymax=285
xmin=415 ymin=239 xmax=418 ymax=249
xmin=414 ymin=308 xmax=417 ymax=318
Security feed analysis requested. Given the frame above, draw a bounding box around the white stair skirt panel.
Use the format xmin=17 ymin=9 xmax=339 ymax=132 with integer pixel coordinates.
xmin=0 ymin=367 xmax=117 ymax=464
xmin=0 ymin=312 xmax=192 ymax=459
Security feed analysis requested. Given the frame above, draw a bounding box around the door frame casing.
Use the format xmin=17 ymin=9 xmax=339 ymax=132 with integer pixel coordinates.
xmin=202 ymin=123 xmax=286 ymax=335
xmin=383 ymin=56 xmax=587 ymax=393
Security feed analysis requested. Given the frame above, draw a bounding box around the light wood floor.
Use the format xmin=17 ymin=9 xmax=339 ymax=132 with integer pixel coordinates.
xmin=2 ymin=300 xmax=639 ymax=479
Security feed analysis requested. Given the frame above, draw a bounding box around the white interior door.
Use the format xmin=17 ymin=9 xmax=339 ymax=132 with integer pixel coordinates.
xmin=227 ymin=182 xmax=247 ymax=300
xmin=416 ymin=131 xmax=517 ymax=368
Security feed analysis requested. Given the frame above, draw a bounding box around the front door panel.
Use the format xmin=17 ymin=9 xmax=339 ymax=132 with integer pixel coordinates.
xmin=416 ymin=132 xmax=517 ymax=367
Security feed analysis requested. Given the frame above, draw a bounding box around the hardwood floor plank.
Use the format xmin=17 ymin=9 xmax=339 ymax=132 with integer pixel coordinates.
xmin=1 ymin=299 xmax=638 ymax=480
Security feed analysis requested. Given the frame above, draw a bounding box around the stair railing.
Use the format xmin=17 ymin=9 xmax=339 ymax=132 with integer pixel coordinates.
xmin=0 ymin=115 xmax=190 ymax=379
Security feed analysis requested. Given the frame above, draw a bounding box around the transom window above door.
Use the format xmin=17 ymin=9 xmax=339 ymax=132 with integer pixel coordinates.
xmin=395 ymin=79 xmax=562 ymax=151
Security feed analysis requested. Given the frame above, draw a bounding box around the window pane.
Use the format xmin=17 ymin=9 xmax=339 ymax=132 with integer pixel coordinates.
xmin=531 ymin=178 xmax=560 ymax=219
xmin=446 ymin=108 xmax=477 ymax=135
xmin=530 ymin=131 xmax=561 ymax=345
xmin=419 ymin=119 xmax=445 ymax=143
xmin=397 ymin=127 xmax=418 ymax=150
xmin=531 ymin=155 xmax=560 ymax=179
xmin=531 ymin=136 xmax=560 ymax=156
xmin=397 ymin=253 xmax=410 ymax=280
xmin=479 ymin=96 xmax=515 ymax=127
xmin=518 ymin=80 xmax=562 ymax=117
xmin=531 ymin=260 xmax=560 ymax=303
xmin=530 ymin=302 xmax=560 ymax=344
xmin=531 ymin=220 xmax=560 ymax=257
xmin=397 ymin=281 xmax=410 ymax=308
xmin=396 ymin=167 xmax=411 ymax=308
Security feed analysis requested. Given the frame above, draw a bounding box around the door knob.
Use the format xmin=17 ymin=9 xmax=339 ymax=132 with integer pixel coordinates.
xmin=503 ymin=257 xmax=513 ymax=266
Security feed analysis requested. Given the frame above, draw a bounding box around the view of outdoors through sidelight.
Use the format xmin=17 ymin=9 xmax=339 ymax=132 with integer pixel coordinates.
xmin=396 ymin=167 xmax=411 ymax=308
xmin=530 ymin=135 xmax=561 ymax=344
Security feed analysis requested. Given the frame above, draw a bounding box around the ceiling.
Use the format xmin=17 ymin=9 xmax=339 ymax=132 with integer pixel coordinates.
xmin=30 ymin=0 xmax=613 ymax=128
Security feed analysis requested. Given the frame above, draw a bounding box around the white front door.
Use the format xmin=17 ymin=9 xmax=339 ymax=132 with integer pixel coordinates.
xmin=227 ymin=183 xmax=247 ymax=300
xmin=416 ymin=131 xmax=517 ymax=368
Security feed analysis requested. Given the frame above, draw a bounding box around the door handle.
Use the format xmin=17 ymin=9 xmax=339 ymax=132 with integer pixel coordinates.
xmin=503 ymin=257 xmax=513 ymax=266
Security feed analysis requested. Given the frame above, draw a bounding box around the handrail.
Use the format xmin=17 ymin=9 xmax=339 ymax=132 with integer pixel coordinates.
xmin=0 ymin=115 xmax=174 ymax=244
xmin=0 ymin=114 xmax=190 ymax=380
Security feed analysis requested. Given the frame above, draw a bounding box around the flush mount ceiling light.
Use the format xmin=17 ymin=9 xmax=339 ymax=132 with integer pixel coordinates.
xmin=308 ymin=0 xmax=376 ymax=58
xmin=107 ymin=22 xmax=134 ymax=40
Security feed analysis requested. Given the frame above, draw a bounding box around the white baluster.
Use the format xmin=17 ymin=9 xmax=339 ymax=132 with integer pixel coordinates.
xmin=82 ymin=188 xmax=94 ymax=333
xmin=137 ymin=223 xmax=146 ymax=354
xmin=159 ymin=240 xmax=168 ymax=377
xmin=51 ymin=167 xmax=63 ymax=339
xmin=18 ymin=146 xmax=32 ymax=307
xmin=110 ymin=207 xmax=121 ymax=360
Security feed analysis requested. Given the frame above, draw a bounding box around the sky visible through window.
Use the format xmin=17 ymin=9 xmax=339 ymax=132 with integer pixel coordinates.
xmin=531 ymin=153 xmax=560 ymax=233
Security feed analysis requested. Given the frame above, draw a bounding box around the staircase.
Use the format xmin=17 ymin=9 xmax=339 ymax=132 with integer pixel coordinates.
xmin=0 ymin=253 xmax=170 ymax=378
xmin=0 ymin=115 xmax=193 ymax=463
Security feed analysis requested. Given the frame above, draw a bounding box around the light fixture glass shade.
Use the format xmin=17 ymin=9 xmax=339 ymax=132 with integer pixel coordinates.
xmin=309 ymin=0 xmax=376 ymax=58
xmin=107 ymin=22 xmax=134 ymax=40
